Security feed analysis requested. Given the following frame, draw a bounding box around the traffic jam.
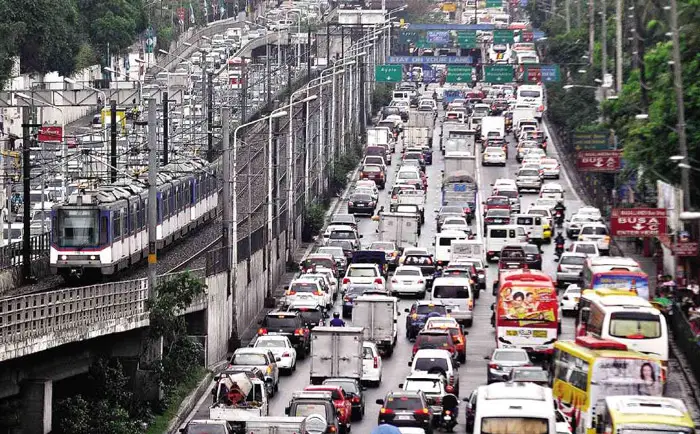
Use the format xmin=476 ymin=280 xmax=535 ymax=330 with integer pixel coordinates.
xmin=182 ymin=27 xmax=695 ymax=434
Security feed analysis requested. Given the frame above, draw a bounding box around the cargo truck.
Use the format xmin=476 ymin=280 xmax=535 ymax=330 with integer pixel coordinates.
xmin=352 ymin=295 xmax=399 ymax=356
xmin=411 ymin=112 xmax=435 ymax=147
xmin=481 ymin=116 xmax=506 ymax=142
xmin=376 ymin=211 xmax=420 ymax=249
xmin=209 ymin=373 xmax=269 ymax=424
xmin=309 ymin=326 xmax=364 ymax=384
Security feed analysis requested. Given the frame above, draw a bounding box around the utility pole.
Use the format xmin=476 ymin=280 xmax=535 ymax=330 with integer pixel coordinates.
xmin=163 ymin=91 xmax=169 ymax=165
xmin=222 ymin=106 xmax=232 ymax=296
xmin=110 ymin=100 xmax=117 ymax=182
xmin=359 ymin=56 xmax=367 ymax=139
xmin=207 ymin=73 xmax=214 ymax=162
xmin=601 ymin=0 xmax=608 ymax=95
xmin=615 ymin=0 xmax=622 ymax=92
xmin=21 ymin=108 xmax=36 ymax=283
xmin=669 ymin=0 xmax=691 ymax=212
xmin=147 ymin=98 xmax=158 ymax=297
xmin=565 ymin=0 xmax=571 ymax=33
xmin=588 ymin=0 xmax=595 ymax=65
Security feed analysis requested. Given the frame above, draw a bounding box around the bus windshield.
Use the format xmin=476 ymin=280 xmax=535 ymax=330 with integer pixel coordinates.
xmin=481 ymin=417 xmax=548 ymax=434
xmin=608 ymin=311 xmax=661 ymax=339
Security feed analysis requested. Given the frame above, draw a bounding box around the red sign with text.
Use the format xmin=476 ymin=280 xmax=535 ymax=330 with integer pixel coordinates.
xmin=611 ymin=208 xmax=667 ymax=237
xmin=37 ymin=126 xmax=63 ymax=142
xmin=673 ymin=242 xmax=699 ymax=257
xmin=521 ymin=31 xmax=534 ymax=42
xmin=576 ymin=150 xmax=621 ymax=172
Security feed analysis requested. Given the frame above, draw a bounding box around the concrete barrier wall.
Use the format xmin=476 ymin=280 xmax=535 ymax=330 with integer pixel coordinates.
xmin=204 ymin=272 xmax=232 ymax=366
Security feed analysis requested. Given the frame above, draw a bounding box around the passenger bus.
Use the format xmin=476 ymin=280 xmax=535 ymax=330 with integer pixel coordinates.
xmin=582 ymin=257 xmax=649 ymax=299
xmin=600 ymin=396 xmax=695 ymax=434
xmin=474 ymin=382 xmax=557 ymax=434
xmin=495 ymin=270 xmax=559 ymax=357
xmin=516 ymin=84 xmax=545 ymax=119
xmin=552 ymin=336 xmax=665 ymax=434
xmin=576 ymin=294 xmax=668 ymax=366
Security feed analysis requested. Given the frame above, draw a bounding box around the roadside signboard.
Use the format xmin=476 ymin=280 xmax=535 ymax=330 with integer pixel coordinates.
xmin=576 ymin=150 xmax=621 ymax=172
xmin=388 ymin=56 xmax=474 ymax=64
xmin=457 ymin=31 xmax=477 ymax=48
xmin=442 ymin=2 xmax=457 ymax=12
xmin=399 ymin=30 xmax=420 ymax=44
xmin=483 ymin=65 xmax=513 ymax=83
xmin=518 ymin=64 xmax=560 ymax=83
xmin=375 ymin=64 xmax=403 ymax=82
xmin=446 ymin=66 xmax=475 ymax=83
xmin=673 ymin=242 xmax=699 ymax=257
xmin=520 ymin=30 xmax=534 ymax=42
xmin=611 ymin=208 xmax=667 ymax=237
xmin=38 ymin=126 xmax=63 ymax=142
xmin=572 ymin=130 xmax=612 ymax=150
xmin=486 ymin=0 xmax=503 ymax=7
xmin=426 ymin=31 xmax=450 ymax=44
xmin=492 ymin=29 xmax=514 ymax=44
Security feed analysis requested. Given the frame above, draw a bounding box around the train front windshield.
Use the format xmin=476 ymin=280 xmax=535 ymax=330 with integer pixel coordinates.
xmin=57 ymin=209 xmax=99 ymax=247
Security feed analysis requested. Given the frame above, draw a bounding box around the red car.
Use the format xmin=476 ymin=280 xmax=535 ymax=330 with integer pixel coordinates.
xmin=304 ymin=385 xmax=352 ymax=431
xmin=360 ymin=165 xmax=385 ymax=189
xmin=483 ymin=195 xmax=512 ymax=216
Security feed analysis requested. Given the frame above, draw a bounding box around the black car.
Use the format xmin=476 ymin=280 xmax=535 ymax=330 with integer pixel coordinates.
xmin=330 ymin=214 xmax=358 ymax=231
xmin=342 ymin=283 xmax=374 ymax=318
xmin=483 ymin=208 xmax=512 ymax=230
xmin=348 ymin=193 xmax=376 ymax=215
xmin=376 ymin=391 xmax=433 ymax=433
xmin=436 ymin=206 xmax=468 ymax=231
xmin=402 ymin=254 xmax=437 ymax=286
xmin=522 ymin=243 xmax=543 ymax=270
xmin=351 ymin=250 xmax=388 ymax=277
xmin=381 ymin=106 xmax=401 ymax=120
xmin=323 ymin=377 xmax=366 ymax=420
xmin=327 ymin=239 xmax=356 ymax=260
xmin=258 ymin=311 xmax=311 ymax=357
xmin=287 ymin=304 xmax=326 ymax=328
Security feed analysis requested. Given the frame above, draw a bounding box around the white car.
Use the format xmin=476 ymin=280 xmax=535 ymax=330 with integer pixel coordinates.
xmin=303 ymin=267 xmax=338 ymax=302
xmin=577 ymin=222 xmax=611 ymax=254
xmin=390 ymin=265 xmax=427 ymax=297
xmin=253 ymin=335 xmax=297 ymax=374
xmin=540 ymin=158 xmax=561 ymax=179
xmin=560 ymin=284 xmax=582 ymax=315
xmin=482 ymin=146 xmax=507 ymax=166
xmin=576 ymin=206 xmax=603 ymax=221
xmin=534 ymin=197 xmax=559 ymax=212
xmin=440 ymin=216 xmax=471 ymax=234
xmin=570 ymin=241 xmax=600 ymax=257
xmin=424 ymin=316 xmax=460 ymax=330
xmin=540 ymin=182 xmax=565 ymax=201
xmin=355 ymin=180 xmax=379 ymax=201
xmin=342 ymin=263 xmax=386 ymax=292
xmin=492 ymin=178 xmax=517 ymax=192
xmin=285 ymin=277 xmax=330 ymax=308
xmin=362 ymin=341 xmax=383 ymax=386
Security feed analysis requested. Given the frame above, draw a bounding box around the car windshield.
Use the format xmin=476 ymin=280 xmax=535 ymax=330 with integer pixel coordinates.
xmin=574 ymin=244 xmax=597 ymax=254
xmin=318 ymin=247 xmax=344 ymax=258
xmin=396 ymin=268 xmax=422 ymax=277
xmin=519 ymin=169 xmax=539 ymax=177
xmin=398 ymin=171 xmax=419 ymax=180
xmin=481 ymin=417 xmax=548 ymax=434
xmin=404 ymin=379 xmax=442 ymax=394
xmin=290 ymin=282 xmax=318 ymax=293
xmin=498 ymin=190 xmax=518 ymax=199
xmin=293 ymin=403 xmax=330 ymax=418
xmin=370 ymin=242 xmax=395 ymax=250
xmin=330 ymin=231 xmax=355 ymax=240
xmin=351 ymin=194 xmax=372 ymax=202
xmin=264 ymin=316 xmax=297 ymax=328
xmin=348 ymin=268 xmax=377 ymax=277
xmin=385 ymin=396 xmax=423 ymax=411
xmin=493 ymin=351 xmax=529 ymax=362
xmin=561 ymin=255 xmax=586 ymax=266
xmin=363 ymin=166 xmax=381 ymax=172
xmin=291 ymin=308 xmax=324 ymax=324
xmin=441 ymin=206 xmax=464 ymax=214
xmin=444 ymin=218 xmax=466 ymax=225
xmin=325 ymin=380 xmax=359 ymax=394
xmin=488 ymin=209 xmax=510 ymax=217
xmin=416 ymin=334 xmax=452 ymax=348
xmin=488 ymin=197 xmax=510 ymax=206
xmin=512 ymin=369 xmax=549 ymax=382
xmin=433 ymin=285 xmax=470 ymax=299
xmin=231 ymin=353 xmax=267 ymax=365
xmin=414 ymin=357 xmax=449 ymax=372
xmin=416 ymin=304 xmax=447 ymax=315
xmin=581 ymin=226 xmax=608 ymax=235
xmin=186 ymin=424 xmax=228 ymax=434
xmin=255 ymin=339 xmax=287 ymax=348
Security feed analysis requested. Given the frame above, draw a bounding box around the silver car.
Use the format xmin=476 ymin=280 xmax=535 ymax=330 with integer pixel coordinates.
xmin=515 ymin=168 xmax=542 ymax=192
xmin=555 ymin=252 xmax=587 ymax=288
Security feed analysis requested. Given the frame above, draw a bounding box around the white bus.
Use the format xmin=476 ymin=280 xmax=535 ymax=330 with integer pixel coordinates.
xmin=581 ymin=295 xmax=669 ymax=365
xmin=516 ymin=84 xmax=545 ymax=119
xmin=474 ymin=382 xmax=556 ymax=434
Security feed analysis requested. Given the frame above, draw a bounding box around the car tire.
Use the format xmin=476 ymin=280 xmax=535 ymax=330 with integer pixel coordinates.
xmin=418 ymin=290 xmax=426 ymax=299
xmin=465 ymin=319 xmax=473 ymax=327
xmin=459 ymin=352 xmax=466 ymax=363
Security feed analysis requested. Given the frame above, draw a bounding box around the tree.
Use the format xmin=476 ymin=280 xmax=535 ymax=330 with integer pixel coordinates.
xmin=78 ymin=0 xmax=147 ymax=59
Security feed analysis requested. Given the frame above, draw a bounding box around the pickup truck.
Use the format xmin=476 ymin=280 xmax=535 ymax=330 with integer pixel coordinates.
xmin=396 ymin=189 xmax=426 ymax=223
xmin=209 ymin=373 xmax=269 ymax=424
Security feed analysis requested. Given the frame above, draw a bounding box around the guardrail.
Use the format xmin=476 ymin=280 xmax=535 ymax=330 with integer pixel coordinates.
xmin=670 ymin=303 xmax=700 ymax=384
xmin=0 ymin=232 xmax=50 ymax=271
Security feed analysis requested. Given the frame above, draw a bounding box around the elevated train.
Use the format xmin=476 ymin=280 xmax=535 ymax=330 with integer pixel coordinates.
xmin=50 ymin=158 xmax=220 ymax=281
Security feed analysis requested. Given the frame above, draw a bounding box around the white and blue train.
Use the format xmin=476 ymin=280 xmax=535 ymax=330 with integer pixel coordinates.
xmin=50 ymin=158 xmax=220 ymax=281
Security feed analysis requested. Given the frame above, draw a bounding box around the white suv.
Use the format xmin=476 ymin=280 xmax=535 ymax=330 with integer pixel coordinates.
xmin=342 ymin=263 xmax=386 ymax=292
xmin=577 ymin=222 xmax=611 ymax=255
xmin=410 ymin=349 xmax=461 ymax=395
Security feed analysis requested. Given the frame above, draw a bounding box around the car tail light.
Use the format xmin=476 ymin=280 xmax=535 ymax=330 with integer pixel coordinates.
xmin=537 ymin=105 xmax=545 ymax=112
xmin=344 ymin=296 xmax=351 ymax=302
xmin=313 ymin=291 xmax=323 ymax=296
xmin=294 ymin=328 xmax=306 ymax=336
xmin=286 ymin=290 xmax=297 ymax=295
xmin=557 ymin=265 xmax=562 ymax=272
xmin=414 ymin=408 xmax=430 ymax=417
xmin=352 ymin=396 xmax=360 ymax=403
xmin=348 ymin=201 xmax=354 ymax=206
xmin=329 ymin=426 xmax=337 ymax=433
xmin=448 ymin=375 xmax=455 ymax=385
xmin=417 ymin=279 xmax=424 ymax=284
xmin=369 ymin=201 xmax=376 ymax=206
xmin=374 ymin=356 xmax=379 ymax=369
xmin=489 ymin=363 xmax=500 ymax=370
xmin=464 ymin=207 xmax=470 ymax=214
xmin=380 ymin=407 xmax=393 ymax=415
xmin=391 ymin=278 xmax=398 ymax=283
xmin=392 ymin=195 xmax=397 ymax=199
xmin=360 ymin=172 xmax=366 ymax=178
xmin=468 ymin=299 xmax=473 ymax=310
xmin=342 ymin=278 xmax=350 ymax=284
xmin=258 ymin=328 xmax=268 ymax=335
xmin=282 ymin=352 xmax=290 ymax=357
xmin=374 ymin=278 xmax=383 ymax=284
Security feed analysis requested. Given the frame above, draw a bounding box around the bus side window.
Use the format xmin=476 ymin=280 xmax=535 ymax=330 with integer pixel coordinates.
xmin=508 ymin=229 xmax=515 ymax=238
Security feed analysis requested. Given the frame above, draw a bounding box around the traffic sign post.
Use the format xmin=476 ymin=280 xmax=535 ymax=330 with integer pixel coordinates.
xmin=399 ymin=30 xmax=420 ymax=44
xmin=375 ymin=64 xmax=403 ymax=82
xmin=673 ymin=242 xmax=699 ymax=257
xmin=611 ymin=208 xmax=667 ymax=237
xmin=446 ymin=66 xmax=475 ymax=83
xmin=38 ymin=126 xmax=63 ymax=142
xmin=492 ymin=29 xmax=514 ymax=44
xmin=575 ymin=150 xmax=621 ymax=172
xmin=572 ymin=130 xmax=613 ymax=150
xmin=521 ymin=65 xmax=560 ymax=83
xmin=483 ymin=65 xmax=513 ymax=83
xmin=457 ymin=31 xmax=477 ymax=48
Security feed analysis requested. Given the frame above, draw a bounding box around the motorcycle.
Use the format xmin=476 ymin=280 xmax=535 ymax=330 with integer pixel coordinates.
xmin=554 ymin=240 xmax=565 ymax=256
xmin=440 ymin=393 xmax=459 ymax=432
xmin=554 ymin=209 xmax=565 ymax=228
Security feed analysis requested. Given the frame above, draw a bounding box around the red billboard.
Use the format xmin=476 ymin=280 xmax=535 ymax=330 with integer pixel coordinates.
xmin=673 ymin=242 xmax=699 ymax=257
xmin=611 ymin=208 xmax=667 ymax=237
xmin=521 ymin=31 xmax=534 ymax=42
xmin=497 ymin=284 xmax=558 ymax=325
xmin=576 ymin=150 xmax=621 ymax=172
xmin=37 ymin=126 xmax=63 ymax=142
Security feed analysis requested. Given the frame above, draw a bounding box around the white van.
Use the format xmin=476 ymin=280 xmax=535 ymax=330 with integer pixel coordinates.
xmin=392 ymin=90 xmax=411 ymax=103
xmin=430 ymin=276 xmax=474 ymax=326
xmin=513 ymin=214 xmax=544 ymax=244
xmin=485 ymin=225 xmax=527 ymax=262
xmin=539 ymin=183 xmax=565 ymax=201
xmin=577 ymin=222 xmax=611 ymax=254
xmin=473 ymin=382 xmax=556 ymax=434
xmin=434 ymin=230 xmax=469 ymax=266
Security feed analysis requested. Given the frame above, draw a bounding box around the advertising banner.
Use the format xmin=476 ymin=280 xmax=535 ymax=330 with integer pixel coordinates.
xmin=497 ymin=285 xmax=557 ymax=325
xmin=591 ymin=272 xmax=649 ymax=300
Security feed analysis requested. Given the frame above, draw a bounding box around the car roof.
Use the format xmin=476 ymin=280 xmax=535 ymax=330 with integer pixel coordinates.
xmin=267 ymin=310 xmax=298 ymax=317
xmin=560 ymin=252 xmax=588 ymax=259
xmin=415 ymin=300 xmax=446 ymax=306
xmin=414 ymin=349 xmax=453 ymax=358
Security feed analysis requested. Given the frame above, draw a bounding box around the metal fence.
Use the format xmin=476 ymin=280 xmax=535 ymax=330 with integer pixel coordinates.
xmin=670 ymin=303 xmax=700 ymax=383
xmin=0 ymin=279 xmax=148 ymax=347
xmin=0 ymin=232 xmax=50 ymax=271
xmin=206 ymin=246 xmax=230 ymax=276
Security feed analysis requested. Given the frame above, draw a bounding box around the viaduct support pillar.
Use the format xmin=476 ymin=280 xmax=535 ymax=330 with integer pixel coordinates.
xmin=21 ymin=379 xmax=52 ymax=434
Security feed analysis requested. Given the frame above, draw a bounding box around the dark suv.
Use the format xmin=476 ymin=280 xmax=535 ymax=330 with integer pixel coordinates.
xmin=285 ymin=391 xmax=340 ymax=434
xmin=258 ymin=311 xmax=311 ymax=357
xmin=376 ymin=391 xmax=433 ymax=433
xmin=404 ymin=300 xmax=449 ymax=340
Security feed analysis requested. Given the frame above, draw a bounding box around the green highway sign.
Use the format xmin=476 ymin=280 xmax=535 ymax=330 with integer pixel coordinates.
xmin=457 ymin=31 xmax=477 ymax=48
xmin=446 ymin=66 xmax=475 ymax=83
xmin=416 ymin=39 xmax=432 ymax=49
xmin=375 ymin=64 xmax=403 ymax=82
xmin=399 ymin=30 xmax=420 ymax=44
xmin=485 ymin=0 xmax=503 ymax=7
xmin=572 ymin=130 xmax=613 ymax=150
xmin=492 ymin=29 xmax=514 ymax=44
xmin=483 ymin=65 xmax=514 ymax=83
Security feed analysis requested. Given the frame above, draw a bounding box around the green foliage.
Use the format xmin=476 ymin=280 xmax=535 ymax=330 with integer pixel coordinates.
xmin=156 ymin=26 xmax=175 ymax=52
xmin=401 ymin=0 xmax=447 ymax=24
xmin=74 ymin=43 xmax=99 ymax=71
xmin=78 ymin=0 xmax=147 ymax=55
xmin=546 ymin=83 xmax=599 ymax=132
xmin=304 ymin=202 xmax=327 ymax=237
xmin=372 ymin=83 xmax=394 ymax=114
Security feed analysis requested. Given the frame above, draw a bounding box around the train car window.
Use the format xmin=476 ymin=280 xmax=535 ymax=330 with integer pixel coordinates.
xmin=163 ymin=191 xmax=169 ymax=218
xmin=113 ymin=210 xmax=122 ymax=240
xmin=131 ymin=203 xmax=137 ymax=234
xmin=100 ymin=215 xmax=108 ymax=244
xmin=169 ymin=188 xmax=175 ymax=216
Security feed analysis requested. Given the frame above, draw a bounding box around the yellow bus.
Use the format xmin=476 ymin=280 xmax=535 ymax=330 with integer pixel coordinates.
xmin=599 ymin=396 xmax=695 ymax=434
xmin=552 ymin=336 xmax=665 ymax=434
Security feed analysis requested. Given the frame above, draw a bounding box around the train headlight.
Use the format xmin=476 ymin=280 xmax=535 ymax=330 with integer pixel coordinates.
xmin=90 ymin=255 xmax=96 ymax=260
xmin=61 ymin=255 xmax=67 ymax=260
